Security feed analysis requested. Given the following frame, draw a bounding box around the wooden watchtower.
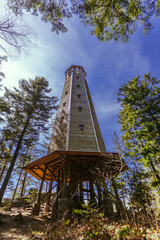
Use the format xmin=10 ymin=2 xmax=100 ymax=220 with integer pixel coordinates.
xmin=23 ymin=65 xmax=126 ymax=218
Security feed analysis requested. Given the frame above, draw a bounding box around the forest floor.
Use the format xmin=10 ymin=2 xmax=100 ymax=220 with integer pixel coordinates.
xmin=0 ymin=206 xmax=49 ymax=240
xmin=0 ymin=205 xmax=160 ymax=240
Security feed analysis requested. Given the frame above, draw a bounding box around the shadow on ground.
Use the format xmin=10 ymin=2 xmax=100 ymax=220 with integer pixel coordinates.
xmin=0 ymin=207 xmax=49 ymax=240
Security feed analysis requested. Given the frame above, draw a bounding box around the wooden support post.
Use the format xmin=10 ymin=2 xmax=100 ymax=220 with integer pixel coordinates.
xmin=57 ymin=168 xmax=61 ymax=198
xmin=79 ymin=182 xmax=84 ymax=204
xmin=57 ymin=160 xmax=69 ymax=219
xmin=45 ymin=179 xmax=53 ymax=212
xmin=89 ymin=180 xmax=96 ymax=205
xmin=51 ymin=167 xmax=61 ymax=219
xmin=61 ymin=161 xmax=67 ymax=198
xmin=96 ymin=184 xmax=102 ymax=208
xmin=32 ymin=166 xmax=46 ymax=215
xmin=86 ymin=181 xmax=89 ymax=204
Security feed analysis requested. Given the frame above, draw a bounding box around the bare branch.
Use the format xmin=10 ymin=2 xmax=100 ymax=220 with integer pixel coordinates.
xmin=0 ymin=9 xmax=35 ymax=56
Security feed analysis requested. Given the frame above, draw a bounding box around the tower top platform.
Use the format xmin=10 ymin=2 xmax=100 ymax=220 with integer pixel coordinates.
xmin=65 ymin=65 xmax=87 ymax=76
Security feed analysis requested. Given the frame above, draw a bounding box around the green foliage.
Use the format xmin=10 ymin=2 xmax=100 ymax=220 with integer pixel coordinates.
xmin=0 ymin=76 xmax=58 ymax=203
xmin=118 ymin=73 xmax=160 ymax=185
xmin=72 ymin=0 xmax=159 ymax=42
xmin=7 ymin=0 xmax=160 ymax=42
xmin=7 ymin=0 xmax=72 ymax=34
xmin=115 ymin=225 xmax=130 ymax=239
xmin=42 ymin=216 xmax=160 ymax=240
xmin=129 ymin=170 xmax=153 ymax=210
xmin=0 ymin=56 xmax=7 ymax=85
xmin=3 ymin=76 xmax=58 ymax=138
xmin=73 ymin=205 xmax=113 ymax=240
xmin=73 ymin=203 xmax=104 ymax=220
xmin=0 ymin=56 xmax=9 ymax=122
xmin=81 ymin=218 xmax=111 ymax=240
xmin=27 ymin=187 xmax=39 ymax=201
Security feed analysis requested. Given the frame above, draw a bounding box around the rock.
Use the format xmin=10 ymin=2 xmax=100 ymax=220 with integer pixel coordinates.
xmin=15 ymin=212 xmax=22 ymax=221
xmin=32 ymin=202 xmax=40 ymax=215
xmin=45 ymin=204 xmax=50 ymax=212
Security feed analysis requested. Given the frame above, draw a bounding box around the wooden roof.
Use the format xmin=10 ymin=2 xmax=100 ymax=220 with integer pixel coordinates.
xmin=23 ymin=150 xmax=127 ymax=182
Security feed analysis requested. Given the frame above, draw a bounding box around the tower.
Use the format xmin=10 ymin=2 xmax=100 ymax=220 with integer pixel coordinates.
xmin=49 ymin=65 xmax=106 ymax=152
xmin=23 ymin=65 xmax=126 ymax=217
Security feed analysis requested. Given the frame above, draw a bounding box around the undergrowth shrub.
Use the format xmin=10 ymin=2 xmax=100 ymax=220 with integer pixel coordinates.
xmin=40 ymin=204 xmax=160 ymax=240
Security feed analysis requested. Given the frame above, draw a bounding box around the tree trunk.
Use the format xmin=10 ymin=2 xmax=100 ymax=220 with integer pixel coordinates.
xmin=0 ymin=112 xmax=32 ymax=205
xmin=20 ymin=171 xmax=27 ymax=197
xmin=32 ymin=166 xmax=46 ymax=215
xmin=0 ymin=131 xmax=18 ymax=182
xmin=102 ymin=181 xmax=115 ymax=219
xmin=0 ymin=161 xmax=7 ymax=182
xmin=0 ymin=140 xmax=15 ymax=182
xmin=111 ymin=178 xmax=124 ymax=217
xmin=9 ymin=167 xmax=23 ymax=210
xmin=149 ymin=159 xmax=160 ymax=183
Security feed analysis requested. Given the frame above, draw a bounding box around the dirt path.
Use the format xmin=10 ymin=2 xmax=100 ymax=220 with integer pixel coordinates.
xmin=0 ymin=207 xmax=49 ymax=240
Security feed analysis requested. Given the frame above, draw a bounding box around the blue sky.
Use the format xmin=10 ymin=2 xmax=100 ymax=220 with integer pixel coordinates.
xmin=1 ymin=1 xmax=160 ymax=151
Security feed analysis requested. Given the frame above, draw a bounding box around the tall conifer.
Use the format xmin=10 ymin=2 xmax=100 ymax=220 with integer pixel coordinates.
xmin=0 ymin=76 xmax=58 ymax=204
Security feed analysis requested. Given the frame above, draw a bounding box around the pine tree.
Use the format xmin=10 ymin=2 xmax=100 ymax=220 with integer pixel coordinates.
xmin=0 ymin=76 xmax=58 ymax=204
xmin=0 ymin=56 xmax=10 ymax=122
xmin=118 ymin=73 xmax=160 ymax=187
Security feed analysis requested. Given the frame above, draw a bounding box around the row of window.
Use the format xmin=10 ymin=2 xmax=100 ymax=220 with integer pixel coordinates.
xmin=60 ymin=106 xmax=84 ymax=130
xmin=65 ymin=85 xmax=80 ymax=96
xmin=62 ymin=75 xmax=83 ymax=129
xmin=60 ymin=117 xmax=84 ymax=130
xmin=66 ymin=74 xmax=79 ymax=79
xmin=66 ymin=74 xmax=80 ymax=81
xmin=62 ymin=102 xmax=83 ymax=111
xmin=63 ymin=93 xmax=82 ymax=107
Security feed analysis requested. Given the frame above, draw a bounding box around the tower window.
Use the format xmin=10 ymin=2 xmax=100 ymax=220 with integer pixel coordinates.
xmin=78 ymin=107 xmax=82 ymax=112
xmin=77 ymin=94 xmax=81 ymax=98
xmin=63 ymin=102 xmax=66 ymax=107
xmin=79 ymin=124 xmax=84 ymax=130
xmin=65 ymin=91 xmax=68 ymax=95
xmin=77 ymin=84 xmax=80 ymax=88
xmin=76 ymin=76 xmax=79 ymax=79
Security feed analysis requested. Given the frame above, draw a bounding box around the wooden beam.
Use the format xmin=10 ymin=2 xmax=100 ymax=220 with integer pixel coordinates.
xmin=45 ymin=165 xmax=58 ymax=182
xmin=41 ymin=182 xmax=57 ymax=202
xmin=30 ymin=168 xmax=42 ymax=180
xmin=36 ymin=165 xmax=52 ymax=179
xmin=61 ymin=161 xmax=67 ymax=198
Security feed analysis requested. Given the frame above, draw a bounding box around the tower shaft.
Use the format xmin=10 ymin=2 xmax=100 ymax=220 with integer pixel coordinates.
xmin=49 ymin=65 xmax=106 ymax=152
